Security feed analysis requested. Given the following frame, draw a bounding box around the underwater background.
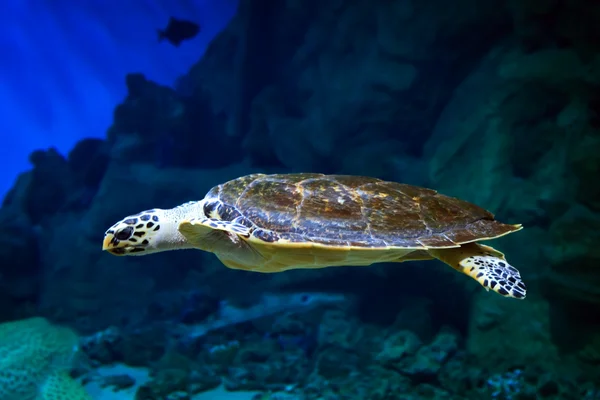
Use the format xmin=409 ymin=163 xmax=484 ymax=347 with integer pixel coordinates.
xmin=0 ymin=0 xmax=599 ymax=399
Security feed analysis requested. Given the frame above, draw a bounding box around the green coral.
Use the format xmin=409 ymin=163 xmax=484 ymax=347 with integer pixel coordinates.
xmin=0 ymin=317 xmax=91 ymax=400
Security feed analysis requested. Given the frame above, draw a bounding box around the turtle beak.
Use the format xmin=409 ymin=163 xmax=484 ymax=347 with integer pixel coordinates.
xmin=102 ymin=234 xmax=114 ymax=251
xmin=102 ymin=233 xmax=128 ymax=255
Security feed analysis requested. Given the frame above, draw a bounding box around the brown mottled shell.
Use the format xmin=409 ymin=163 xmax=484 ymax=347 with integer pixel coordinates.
xmin=204 ymin=173 xmax=521 ymax=249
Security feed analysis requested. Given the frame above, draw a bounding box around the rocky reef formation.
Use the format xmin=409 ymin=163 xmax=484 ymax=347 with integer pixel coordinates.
xmin=1 ymin=0 xmax=599 ymax=397
xmin=78 ymin=304 xmax=597 ymax=400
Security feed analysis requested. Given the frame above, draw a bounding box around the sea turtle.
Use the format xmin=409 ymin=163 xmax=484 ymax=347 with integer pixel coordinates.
xmin=102 ymin=173 xmax=526 ymax=299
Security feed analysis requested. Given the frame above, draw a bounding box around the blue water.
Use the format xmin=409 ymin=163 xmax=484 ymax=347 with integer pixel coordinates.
xmin=0 ymin=0 xmax=237 ymax=200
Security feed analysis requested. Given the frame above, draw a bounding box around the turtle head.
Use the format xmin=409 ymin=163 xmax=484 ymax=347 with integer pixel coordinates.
xmin=102 ymin=208 xmax=187 ymax=256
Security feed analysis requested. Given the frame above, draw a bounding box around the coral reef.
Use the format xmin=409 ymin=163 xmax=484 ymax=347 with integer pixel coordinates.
xmin=0 ymin=317 xmax=91 ymax=399
xmin=80 ymin=305 xmax=597 ymax=399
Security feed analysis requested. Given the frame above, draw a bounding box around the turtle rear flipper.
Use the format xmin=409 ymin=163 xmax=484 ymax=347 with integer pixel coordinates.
xmin=429 ymin=242 xmax=527 ymax=299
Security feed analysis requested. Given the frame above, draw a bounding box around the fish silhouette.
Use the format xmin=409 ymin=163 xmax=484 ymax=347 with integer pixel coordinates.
xmin=175 ymin=292 xmax=349 ymax=340
xmin=158 ymin=17 xmax=200 ymax=47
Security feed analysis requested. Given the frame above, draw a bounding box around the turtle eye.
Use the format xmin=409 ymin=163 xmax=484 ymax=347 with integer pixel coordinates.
xmin=116 ymin=226 xmax=134 ymax=240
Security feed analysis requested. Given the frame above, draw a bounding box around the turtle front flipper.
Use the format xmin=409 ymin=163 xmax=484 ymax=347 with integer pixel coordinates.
xmin=179 ymin=218 xmax=264 ymax=268
xmin=178 ymin=218 xmax=251 ymax=247
xmin=428 ymin=242 xmax=526 ymax=299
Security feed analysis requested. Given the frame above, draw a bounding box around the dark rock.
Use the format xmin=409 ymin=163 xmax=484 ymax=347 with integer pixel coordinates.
xmin=0 ymin=207 xmax=40 ymax=305
xmin=314 ymin=346 xmax=360 ymax=380
xmin=108 ymin=73 xmax=237 ymax=169
xmin=185 ymin=0 xmax=513 ymax=172
xmin=225 ymin=340 xmax=309 ymax=391
xmin=25 ymin=147 xmax=75 ymax=223
xmin=400 ymin=329 xmax=458 ymax=379
xmin=543 ymin=205 xmax=600 ymax=304
xmin=80 ymin=326 xmax=124 ymax=365
xmin=118 ymin=327 xmax=169 ymax=366
xmin=509 ymin=0 xmax=600 ymax=55
xmin=67 ymin=138 xmax=109 ymax=188
xmin=140 ymin=352 xmax=221 ymax=397
xmin=537 ymin=377 xmax=560 ymax=397
xmin=376 ymin=330 xmax=422 ymax=364
xmin=99 ymin=374 xmax=136 ymax=391
xmin=134 ymin=385 xmax=159 ymax=400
